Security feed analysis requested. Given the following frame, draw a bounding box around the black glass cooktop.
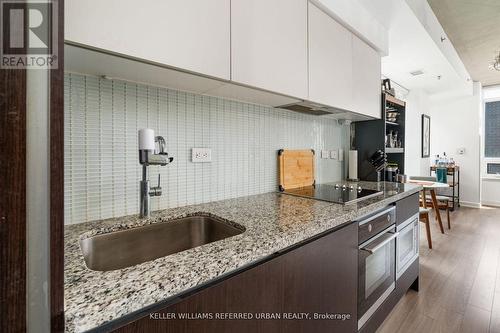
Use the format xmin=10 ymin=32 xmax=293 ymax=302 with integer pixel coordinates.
xmin=281 ymin=184 xmax=383 ymax=204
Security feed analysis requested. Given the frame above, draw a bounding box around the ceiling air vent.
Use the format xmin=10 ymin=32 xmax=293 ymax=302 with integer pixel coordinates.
xmin=410 ymin=70 xmax=424 ymax=76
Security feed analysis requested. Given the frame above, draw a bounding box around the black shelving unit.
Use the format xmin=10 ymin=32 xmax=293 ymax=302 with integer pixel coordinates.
xmin=354 ymin=92 xmax=406 ymax=181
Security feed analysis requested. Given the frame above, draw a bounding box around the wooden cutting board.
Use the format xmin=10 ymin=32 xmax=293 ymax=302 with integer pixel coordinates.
xmin=278 ymin=149 xmax=315 ymax=191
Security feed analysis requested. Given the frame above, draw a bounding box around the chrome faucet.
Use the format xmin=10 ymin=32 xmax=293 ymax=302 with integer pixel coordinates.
xmin=139 ymin=135 xmax=173 ymax=218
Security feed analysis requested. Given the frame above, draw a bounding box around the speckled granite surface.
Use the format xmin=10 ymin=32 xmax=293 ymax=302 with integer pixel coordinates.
xmin=64 ymin=181 xmax=421 ymax=332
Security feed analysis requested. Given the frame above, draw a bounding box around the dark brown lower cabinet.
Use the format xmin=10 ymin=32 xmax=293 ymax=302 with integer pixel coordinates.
xmin=395 ymin=193 xmax=419 ymax=225
xmin=113 ymin=222 xmax=358 ymax=333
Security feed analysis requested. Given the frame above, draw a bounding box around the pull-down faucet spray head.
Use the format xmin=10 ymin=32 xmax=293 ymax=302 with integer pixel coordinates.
xmin=138 ymin=129 xmax=174 ymax=218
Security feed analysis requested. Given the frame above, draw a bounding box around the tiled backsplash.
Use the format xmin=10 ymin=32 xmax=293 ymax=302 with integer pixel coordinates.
xmin=64 ymin=73 xmax=347 ymax=225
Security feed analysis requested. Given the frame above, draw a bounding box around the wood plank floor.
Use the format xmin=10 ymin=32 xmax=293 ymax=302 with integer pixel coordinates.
xmin=378 ymin=206 xmax=500 ymax=333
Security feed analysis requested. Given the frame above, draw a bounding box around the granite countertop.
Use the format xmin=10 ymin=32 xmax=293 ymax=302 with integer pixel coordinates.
xmin=64 ymin=181 xmax=421 ymax=332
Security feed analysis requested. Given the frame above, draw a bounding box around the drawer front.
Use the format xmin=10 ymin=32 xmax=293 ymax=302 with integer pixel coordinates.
xmin=358 ymin=206 xmax=396 ymax=244
xmin=396 ymin=193 xmax=419 ymax=225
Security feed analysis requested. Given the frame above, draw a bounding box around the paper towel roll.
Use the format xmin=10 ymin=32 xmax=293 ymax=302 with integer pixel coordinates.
xmin=348 ymin=150 xmax=358 ymax=180
xmin=138 ymin=128 xmax=155 ymax=150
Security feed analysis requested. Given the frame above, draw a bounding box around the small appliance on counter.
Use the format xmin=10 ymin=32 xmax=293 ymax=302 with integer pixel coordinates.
xmin=385 ymin=163 xmax=399 ymax=182
xmin=277 ymin=149 xmax=382 ymax=204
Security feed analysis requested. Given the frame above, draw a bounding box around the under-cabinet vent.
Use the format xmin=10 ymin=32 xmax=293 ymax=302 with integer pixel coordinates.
xmin=410 ymin=70 xmax=424 ymax=76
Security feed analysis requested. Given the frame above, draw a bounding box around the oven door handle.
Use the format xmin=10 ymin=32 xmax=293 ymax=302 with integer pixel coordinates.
xmin=361 ymin=232 xmax=399 ymax=254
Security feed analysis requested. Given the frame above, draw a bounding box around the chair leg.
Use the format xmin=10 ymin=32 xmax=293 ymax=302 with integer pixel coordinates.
xmin=421 ymin=213 xmax=432 ymax=249
xmin=447 ymin=207 xmax=451 ymax=229
xmin=430 ymin=190 xmax=445 ymax=234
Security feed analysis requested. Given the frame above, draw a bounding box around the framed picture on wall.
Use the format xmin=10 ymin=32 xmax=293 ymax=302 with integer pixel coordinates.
xmin=422 ymin=114 xmax=430 ymax=158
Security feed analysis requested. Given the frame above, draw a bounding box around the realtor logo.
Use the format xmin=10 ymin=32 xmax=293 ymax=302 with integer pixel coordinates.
xmin=1 ymin=0 xmax=58 ymax=68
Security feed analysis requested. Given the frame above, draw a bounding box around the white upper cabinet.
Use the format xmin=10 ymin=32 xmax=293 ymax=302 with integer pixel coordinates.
xmin=308 ymin=2 xmax=381 ymax=118
xmin=352 ymin=34 xmax=382 ymax=119
xmin=308 ymin=2 xmax=353 ymax=111
xmin=65 ymin=0 xmax=231 ymax=80
xmin=65 ymin=0 xmax=381 ymax=118
xmin=230 ymin=0 xmax=308 ymax=99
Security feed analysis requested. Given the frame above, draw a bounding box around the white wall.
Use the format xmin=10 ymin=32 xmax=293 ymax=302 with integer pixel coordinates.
xmin=484 ymin=85 xmax=500 ymax=99
xmin=481 ymin=85 xmax=500 ymax=207
xmin=428 ymin=82 xmax=482 ymax=207
xmin=64 ymin=73 xmax=347 ymax=225
xmin=404 ymin=89 xmax=431 ymax=176
xmin=482 ymin=179 xmax=500 ymax=207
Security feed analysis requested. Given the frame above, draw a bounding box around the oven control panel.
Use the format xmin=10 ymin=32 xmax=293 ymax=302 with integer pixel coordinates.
xmin=358 ymin=206 xmax=396 ymax=244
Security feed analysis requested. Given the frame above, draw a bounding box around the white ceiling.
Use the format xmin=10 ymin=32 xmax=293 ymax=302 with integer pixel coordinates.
xmin=428 ymin=0 xmax=500 ymax=87
xmin=366 ymin=0 xmax=471 ymax=95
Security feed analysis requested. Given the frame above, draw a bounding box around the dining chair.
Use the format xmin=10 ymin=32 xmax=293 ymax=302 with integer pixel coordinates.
xmin=411 ymin=176 xmax=452 ymax=230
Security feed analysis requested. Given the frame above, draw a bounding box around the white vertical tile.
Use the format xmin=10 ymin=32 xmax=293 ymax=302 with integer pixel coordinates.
xmin=64 ymin=73 xmax=347 ymax=225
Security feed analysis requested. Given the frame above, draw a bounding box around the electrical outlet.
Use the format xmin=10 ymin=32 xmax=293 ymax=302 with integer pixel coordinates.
xmin=330 ymin=150 xmax=338 ymax=160
xmin=192 ymin=148 xmax=212 ymax=163
xmin=321 ymin=150 xmax=329 ymax=159
xmin=457 ymin=147 xmax=465 ymax=155
xmin=338 ymin=149 xmax=344 ymax=161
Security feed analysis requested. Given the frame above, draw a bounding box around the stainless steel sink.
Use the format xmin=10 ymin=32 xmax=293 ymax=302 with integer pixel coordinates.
xmin=79 ymin=215 xmax=245 ymax=271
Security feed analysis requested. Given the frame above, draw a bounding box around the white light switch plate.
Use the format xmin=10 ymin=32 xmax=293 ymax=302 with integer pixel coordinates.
xmin=338 ymin=149 xmax=344 ymax=161
xmin=330 ymin=150 xmax=338 ymax=160
xmin=192 ymin=148 xmax=212 ymax=162
xmin=321 ymin=150 xmax=329 ymax=159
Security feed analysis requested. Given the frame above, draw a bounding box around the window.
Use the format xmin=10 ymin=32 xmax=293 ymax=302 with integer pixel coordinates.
xmin=487 ymin=163 xmax=500 ymax=175
xmin=485 ymin=101 xmax=500 ymax=157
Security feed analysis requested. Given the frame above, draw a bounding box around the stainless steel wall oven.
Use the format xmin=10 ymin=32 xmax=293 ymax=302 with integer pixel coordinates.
xmin=357 ymin=206 xmax=397 ymax=329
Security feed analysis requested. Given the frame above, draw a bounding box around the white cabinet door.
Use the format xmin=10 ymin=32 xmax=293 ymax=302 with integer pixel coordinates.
xmin=65 ymin=0 xmax=230 ymax=80
xmin=352 ymin=34 xmax=382 ymax=119
xmin=231 ymin=0 xmax=308 ymax=99
xmin=308 ymin=3 xmax=353 ymax=111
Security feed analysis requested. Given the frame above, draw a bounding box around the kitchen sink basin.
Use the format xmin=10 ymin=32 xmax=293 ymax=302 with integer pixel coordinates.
xmin=79 ymin=215 xmax=245 ymax=271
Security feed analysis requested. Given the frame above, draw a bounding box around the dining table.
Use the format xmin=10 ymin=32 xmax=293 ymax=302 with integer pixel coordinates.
xmin=407 ymin=179 xmax=449 ymax=234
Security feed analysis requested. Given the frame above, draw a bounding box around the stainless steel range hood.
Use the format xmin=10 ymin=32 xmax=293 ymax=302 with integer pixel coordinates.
xmin=277 ymin=100 xmax=375 ymax=121
xmin=277 ymin=100 xmax=346 ymax=116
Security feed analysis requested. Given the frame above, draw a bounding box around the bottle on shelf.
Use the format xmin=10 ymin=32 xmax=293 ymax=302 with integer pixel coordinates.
xmin=434 ymin=154 xmax=440 ymax=166
xmin=442 ymin=152 xmax=448 ymax=166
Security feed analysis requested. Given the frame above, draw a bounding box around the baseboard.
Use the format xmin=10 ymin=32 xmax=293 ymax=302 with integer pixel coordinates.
xmin=460 ymin=201 xmax=481 ymax=208
xmin=481 ymin=201 xmax=500 ymax=208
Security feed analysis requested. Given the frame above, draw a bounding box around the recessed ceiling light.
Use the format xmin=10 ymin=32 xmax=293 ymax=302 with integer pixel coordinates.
xmin=410 ymin=70 xmax=424 ymax=76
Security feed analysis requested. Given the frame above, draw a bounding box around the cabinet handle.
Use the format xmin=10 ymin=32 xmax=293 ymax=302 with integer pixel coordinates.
xmin=361 ymin=232 xmax=399 ymax=254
